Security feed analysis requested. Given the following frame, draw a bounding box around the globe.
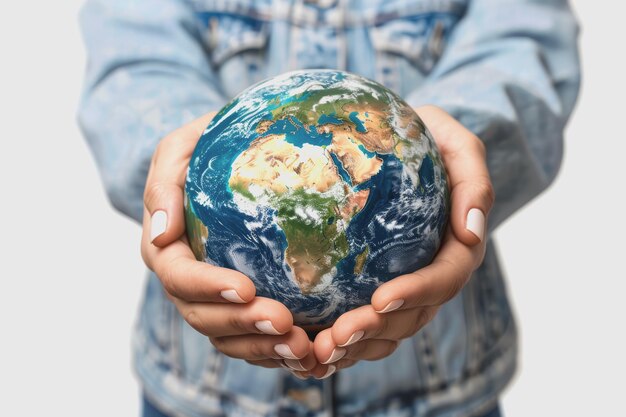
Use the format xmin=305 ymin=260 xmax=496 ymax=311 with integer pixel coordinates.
xmin=184 ymin=70 xmax=449 ymax=328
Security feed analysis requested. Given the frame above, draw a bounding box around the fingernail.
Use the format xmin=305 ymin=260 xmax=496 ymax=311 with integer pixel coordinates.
xmin=279 ymin=363 xmax=308 ymax=379
xmin=466 ymin=208 xmax=485 ymax=242
xmin=255 ymin=320 xmax=282 ymax=335
xmin=291 ymin=371 xmax=309 ymax=380
xmin=220 ymin=289 xmax=246 ymax=304
xmin=322 ymin=348 xmax=346 ymax=364
xmin=376 ymin=299 xmax=404 ymax=313
xmin=274 ymin=344 xmax=299 ymax=359
xmin=338 ymin=330 xmax=364 ymax=347
xmin=317 ymin=365 xmax=337 ymax=379
xmin=284 ymin=359 xmax=307 ymax=371
xmin=150 ymin=210 xmax=167 ymax=242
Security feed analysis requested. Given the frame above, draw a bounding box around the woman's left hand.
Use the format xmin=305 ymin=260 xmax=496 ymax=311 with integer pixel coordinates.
xmin=305 ymin=106 xmax=495 ymax=379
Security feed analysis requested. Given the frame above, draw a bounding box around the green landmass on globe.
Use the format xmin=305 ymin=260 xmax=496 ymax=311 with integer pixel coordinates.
xmin=184 ymin=70 xmax=449 ymax=326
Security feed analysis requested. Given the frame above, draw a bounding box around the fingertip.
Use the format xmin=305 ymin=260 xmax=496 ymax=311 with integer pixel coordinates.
xmin=255 ymin=297 xmax=293 ymax=334
xmin=149 ymin=206 xmax=186 ymax=248
xmin=312 ymin=329 xmax=335 ymax=363
xmin=370 ymin=283 xmax=395 ymax=313
xmin=330 ymin=308 xmax=370 ymax=347
xmin=220 ymin=289 xmax=248 ymax=304
xmin=150 ymin=210 xmax=167 ymax=242
xmin=465 ymin=208 xmax=486 ymax=243
xmin=144 ymin=180 xmax=186 ymax=247
xmin=232 ymin=272 xmax=257 ymax=302
xmin=214 ymin=267 xmax=257 ymax=303
xmin=288 ymin=327 xmax=313 ymax=359
xmin=451 ymin=206 xmax=485 ymax=246
xmin=310 ymin=361 xmax=336 ymax=379
xmin=370 ymin=278 xmax=413 ymax=314
xmin=449 ymin=180 xmax=491 ymax=247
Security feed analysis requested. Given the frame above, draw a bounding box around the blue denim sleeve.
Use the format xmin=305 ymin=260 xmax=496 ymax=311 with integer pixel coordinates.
xmin=405 ymin=0 xmax=581 ymax=230
xmin=77 ymin=0 xmax=227 ymax=222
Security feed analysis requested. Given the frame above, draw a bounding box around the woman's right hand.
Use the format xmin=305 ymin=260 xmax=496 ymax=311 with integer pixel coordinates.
xmin=140 ymin=112 xmax=328 ymax=378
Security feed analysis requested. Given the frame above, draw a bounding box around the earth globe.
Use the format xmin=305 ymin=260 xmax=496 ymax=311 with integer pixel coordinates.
xmin=184 ymin=70 xmax=449 ymax=330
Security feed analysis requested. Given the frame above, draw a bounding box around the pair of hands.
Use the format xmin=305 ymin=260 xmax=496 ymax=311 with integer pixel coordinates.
xmin=140 ymin=106 xmax=494 ymax=380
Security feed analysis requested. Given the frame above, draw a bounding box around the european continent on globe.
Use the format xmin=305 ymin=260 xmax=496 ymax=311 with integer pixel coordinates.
xmin=185 ymin=70 xmax=449 ymax=327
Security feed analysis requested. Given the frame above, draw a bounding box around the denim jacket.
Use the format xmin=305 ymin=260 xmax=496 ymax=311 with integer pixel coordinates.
xmin=78 ymin=1 xmax=580 ymax=416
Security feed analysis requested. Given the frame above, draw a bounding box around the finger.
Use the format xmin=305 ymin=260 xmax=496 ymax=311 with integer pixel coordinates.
xmin=284 ymin=345 xmax=320 ymax=373
xmin=328 ymin=304 xmax=438 ymax=345
xmin=307 ymin=363 xmax=337 ymax=380
xmin=371 ymin=229 xmax=482 ymax=311
xmin=210 ymin=327 xmax=311 ymax=367
xmin=245 ymin=359 xmax=284 ymax=369
xmin=330 ymin=358 xmax=359 ymax=371
xmin=314 ymin=327 xmax=399 ymax=364
xmin=245 ymin=358 xmax=316 ymax=383
xmin=279 ymin=340 xmax=332 ymax=379
xmin=416 ymin=105 xmax=495 ymax=245
xmin=250 ymin=360 xmax=320 ymax=382
xmin=343 ymin=338 xmax=400 ymax=361
xmin=141 ymin=226 xmax=255 ymax=303
xmin=313 ymin=328 xmax=347 ymax=365
xmin=173 ymin=296 xmax=293 ymax=338
xmin=143 ymin=112 xmax=216 ymax=247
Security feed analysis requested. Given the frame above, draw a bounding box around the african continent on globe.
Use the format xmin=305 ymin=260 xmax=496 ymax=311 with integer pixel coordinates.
xmin=185 ymin=70 xmax=449 ymax=327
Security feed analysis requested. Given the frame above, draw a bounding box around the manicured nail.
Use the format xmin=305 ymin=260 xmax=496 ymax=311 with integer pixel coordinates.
xmin=284 ymin=359 xmax=307 ymax=371
xmin=376 ymin=299 xmax=404 ymax=313
xmin=317 ymin=365 xmax=336 ymax=379
xmin=322 ymin=348 xmax=346 ymax=364
xmin=279 ymin=363 xmax=308 ymax=379
xmin=150 ymin=210 xmax=167 ymax=242
xmin=255 ymin=320 xmax=282 ymax=335
xmin=291 ymin=371 xmax=309 ymax=380
xmin=220 ymin=289 xmax=246 ymax=303
xmin=274 ymin=344 xmax=299 ymax=359
xmin=466 ymin=208 xmax=485 ymax=242
xmin=338 ymin=330 xmax=364 ymax=347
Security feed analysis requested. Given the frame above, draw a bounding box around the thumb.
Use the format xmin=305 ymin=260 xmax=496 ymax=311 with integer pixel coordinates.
xmin=449 ymin=178 xmax=495 ymax=245
xmin=144 ymin=180 xmax=185 ymax=248
xmin=416 ymin=105 xmax=495 ymax=245
xmin=144 ymin=112 xmax=216 ymax=248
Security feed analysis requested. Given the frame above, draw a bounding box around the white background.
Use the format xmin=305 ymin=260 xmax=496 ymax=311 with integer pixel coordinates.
xmin=1 ymin=1 xmax=624 ymax=416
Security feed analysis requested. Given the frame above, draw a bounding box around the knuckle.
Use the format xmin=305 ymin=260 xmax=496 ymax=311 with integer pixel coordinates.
xmin=159 ymin=133 xmax=179 ymax=151
xmin=248 ymin=340 xmax=266 ymax=359
xmin=184 ymin=309 xmax=205 ymax=334
xmin=227 ymin=313 xmax=248 ymax=334
xmin=441 ymin=277 xmax=465 ymax=304
xmin=143 ymin=181 xmax=168 ymax=208
xmin=160 ymin=265 xmax=181 ymax=298
xmin=209 ymin=336 xmax=225 ymax=352
xmin=385 ymin=340 xmax=400 ymax=357
xmin=409 ymin=272 xmax=429 ymax=305
xmin=417 ymin=308 xmax=436 ymax=329
xmin=346 ymin=340 xmax=365 ymax=358
xmin=408 ymin=311 xmax=426 ymax=336
xmin=160 ymin=132 xmax=190 ymax=157
xmin=473 ymin=135 xmax=487 ymax=157
xmin=478 ymin=180 xmax=496 ymax=208
xmin=335 ymin=359 xmax=357 ymax=371
xmin=436 ymin=259 xmax=468 ymax=304
xmin=373 ymin=315 xmax=390 ymax=339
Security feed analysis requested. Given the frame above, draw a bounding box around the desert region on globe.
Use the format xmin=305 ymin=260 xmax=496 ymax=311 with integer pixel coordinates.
xmin=185 ymin=70 xmax=449 ymax=326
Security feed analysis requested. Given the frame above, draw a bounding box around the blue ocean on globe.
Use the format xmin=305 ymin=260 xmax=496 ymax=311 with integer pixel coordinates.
xmin=184 ymin=70 xmax=449 ymax=327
